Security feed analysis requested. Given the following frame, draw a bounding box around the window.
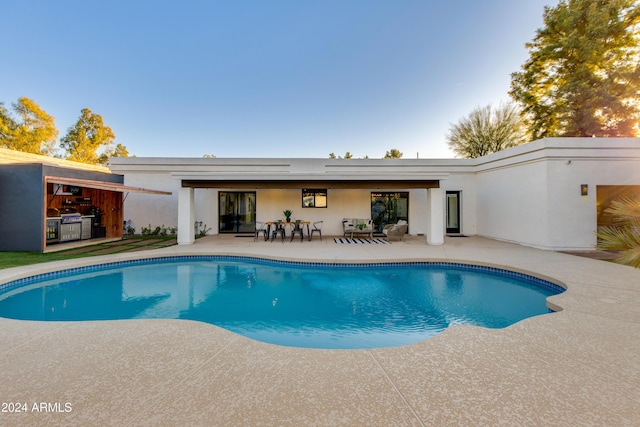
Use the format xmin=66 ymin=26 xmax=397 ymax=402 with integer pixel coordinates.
xmin=302 ymin=189 xmax=327 ymax=208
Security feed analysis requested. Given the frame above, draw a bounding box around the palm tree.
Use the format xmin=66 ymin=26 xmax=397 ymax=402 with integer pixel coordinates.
xmin=596 ymin=196 xmax=640 ymax=268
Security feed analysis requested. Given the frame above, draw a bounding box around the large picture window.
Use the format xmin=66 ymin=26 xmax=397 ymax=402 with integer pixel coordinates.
xmin=302 ymin=189 xmax=327 ymax=208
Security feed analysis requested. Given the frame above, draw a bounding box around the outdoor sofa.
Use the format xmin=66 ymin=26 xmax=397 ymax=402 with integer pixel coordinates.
xmin=342 ymin=218 xmax=374 ymax=239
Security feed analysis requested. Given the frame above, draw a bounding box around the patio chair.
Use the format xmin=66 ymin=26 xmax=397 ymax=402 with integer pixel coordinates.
xmin=254 ymin=221 xmax=268 ymax=241
xmin=271 ymin=221 xmax=286 ymax=242
xmin=290 ymin=219 xmax=304 ymax=242
xmin=310 ymin=220 xmax=323 ymax=241
xmin=383 ymin=220 xmax=408 ymax=241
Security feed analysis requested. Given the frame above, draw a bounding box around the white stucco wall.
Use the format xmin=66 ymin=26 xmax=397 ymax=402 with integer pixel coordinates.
xmin=109 ymin=138 xmax=640 ymax=249
xmin=473 ymin=138 xmax=640 ymax=250
xmin=408 ymin=189 xmax=428 ymax=235
xmin=194 ymin=189 xmax=218 ymax=235
xmin=255 ymin=188 xmax=374 ymax=236
xmin=545 ymin=154 xmax=640 ymax=249
xmin=439 ymin=174 xmax=477 ymax=236
xmin=475 ymin=159 xmax=549 ymax=247
xmin=120 ymin=172 xmax=181 ymax=234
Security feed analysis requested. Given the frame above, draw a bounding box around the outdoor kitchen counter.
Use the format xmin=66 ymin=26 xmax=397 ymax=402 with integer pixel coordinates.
xmin=46 ymin=215 xmax=96 ymax=243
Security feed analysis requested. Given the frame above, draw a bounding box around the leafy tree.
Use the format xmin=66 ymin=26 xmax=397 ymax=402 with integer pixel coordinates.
xmin=99 ymin=143 xmax=130 ymax=165
xmin=0 ymin=97 xmax=58 ymax=155
xmin=0 ymin=102 xmax=14 ymax=141
xmin=446 ymin=102 xmax=528 ymax=158
xmin=112 ymin=143 xmax=129 ymax=158
xmin=510 ymin=0 xmax=640 ymax=140
xmin=329 ymin=152 xmax=354 ymax=159
xmin=384 ymin=148 xmax=403 ymax=159
xmin=596 ymin=196 xmax=640 ymax=268
xmin=60 ymin=108 xmax=118 ymax=165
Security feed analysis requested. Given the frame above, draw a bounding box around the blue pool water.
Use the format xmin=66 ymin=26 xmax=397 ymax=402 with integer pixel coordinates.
xmin=0 ymin=257 xmax=564 ymax=349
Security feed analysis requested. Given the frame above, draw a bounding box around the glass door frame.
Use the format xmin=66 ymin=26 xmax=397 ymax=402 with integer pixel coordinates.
xmin=370 ymin=192 xmax=409 ymax=233
xmin=218 ymin=191 xmax=257 ymax=234
xmin=446 ymin=191 xmax=461 ymax=234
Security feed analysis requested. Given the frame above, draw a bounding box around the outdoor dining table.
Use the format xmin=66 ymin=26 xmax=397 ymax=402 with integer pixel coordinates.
xmin=265 ymin=221 xmax=311 ymax=241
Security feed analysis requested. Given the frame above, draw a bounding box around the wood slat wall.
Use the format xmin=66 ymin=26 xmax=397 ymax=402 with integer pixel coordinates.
xmin=46 ymin=184 xmax=123 ymax=238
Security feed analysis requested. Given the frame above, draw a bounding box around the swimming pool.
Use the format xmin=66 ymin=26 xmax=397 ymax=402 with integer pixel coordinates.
xmin=0 ymin=256 xmax=564 ymax=349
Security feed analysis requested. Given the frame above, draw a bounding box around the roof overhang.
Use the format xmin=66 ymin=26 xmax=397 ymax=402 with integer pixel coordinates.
xmin=181 ymin=179 xmax=441 ymax=190
xmin=171 ymin=165 xmax=448 ymax=190
xmin=46 ymin=176 xmax=172 ymax=195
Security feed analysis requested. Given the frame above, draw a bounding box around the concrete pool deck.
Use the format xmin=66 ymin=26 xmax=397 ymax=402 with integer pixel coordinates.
xmin=1 ymin=235 xmax=638 ymax=426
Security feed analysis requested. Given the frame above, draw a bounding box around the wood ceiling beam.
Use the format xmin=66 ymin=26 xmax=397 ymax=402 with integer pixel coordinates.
xmin=181 ymin=180 xmax=440 ymax=189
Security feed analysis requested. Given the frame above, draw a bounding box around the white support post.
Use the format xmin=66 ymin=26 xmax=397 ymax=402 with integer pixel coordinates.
xmin=177 ymin=187 xmax=195 ymax=245
xmin=427 ymin=188 xmax=444 ymax=245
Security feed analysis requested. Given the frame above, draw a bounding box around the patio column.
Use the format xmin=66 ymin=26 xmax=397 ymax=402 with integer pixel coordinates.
xmin=426 ymin=188 xmax=444 ymax=245
xmin=178 ymin=186 xmax=195 ymax=245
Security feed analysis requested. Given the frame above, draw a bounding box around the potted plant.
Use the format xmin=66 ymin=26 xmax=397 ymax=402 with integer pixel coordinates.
xmin=283 ymin=209 xmax=293 ymax=222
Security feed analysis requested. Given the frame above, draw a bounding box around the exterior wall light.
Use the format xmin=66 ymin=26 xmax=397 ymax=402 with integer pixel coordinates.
xmin=580 ymin=184 xmax=588 ymax=196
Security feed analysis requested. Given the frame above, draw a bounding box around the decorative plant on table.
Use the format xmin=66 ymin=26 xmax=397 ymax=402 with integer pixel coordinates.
xmin=283 ymin=210 xmax=293 ymax=222
xmin=356 ymin=222 xmax=367 ymax=230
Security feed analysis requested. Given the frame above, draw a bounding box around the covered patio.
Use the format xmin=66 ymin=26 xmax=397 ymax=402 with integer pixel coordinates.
xmin=174 ymin=171 xmax=449 ymax=246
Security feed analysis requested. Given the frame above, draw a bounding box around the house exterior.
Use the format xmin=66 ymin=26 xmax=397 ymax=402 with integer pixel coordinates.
xmin=111 ymin=138 xmax=640 ymax=250
xmin=109 ymin=137 xmax=640 ymax=251
xmin=3 ymin=138 xmax=636 ymax=254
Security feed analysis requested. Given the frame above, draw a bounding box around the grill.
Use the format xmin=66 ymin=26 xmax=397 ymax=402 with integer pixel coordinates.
xmin=59 ymin=214 xmax=82 ymax=241
xmin=60 ymin=214 xmax=82 ymax=224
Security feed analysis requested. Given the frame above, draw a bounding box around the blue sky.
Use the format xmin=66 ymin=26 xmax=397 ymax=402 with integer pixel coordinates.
xmin=1 ymin=0 xmax=556 ymax=159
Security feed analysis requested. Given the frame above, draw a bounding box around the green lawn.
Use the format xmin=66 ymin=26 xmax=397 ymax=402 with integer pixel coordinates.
xmin=0 ymin=236 xmax=177 ymax=270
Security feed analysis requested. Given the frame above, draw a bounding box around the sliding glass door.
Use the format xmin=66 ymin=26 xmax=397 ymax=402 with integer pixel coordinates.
xmin=371 ymin=192 xmax=408 ymax=233
xmin=219 ymin=192 xmax=256 ymax=233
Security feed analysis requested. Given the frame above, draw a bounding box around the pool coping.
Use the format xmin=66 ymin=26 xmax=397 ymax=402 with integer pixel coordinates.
xmin=0 ymin=254 xmax=567 ymax=296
